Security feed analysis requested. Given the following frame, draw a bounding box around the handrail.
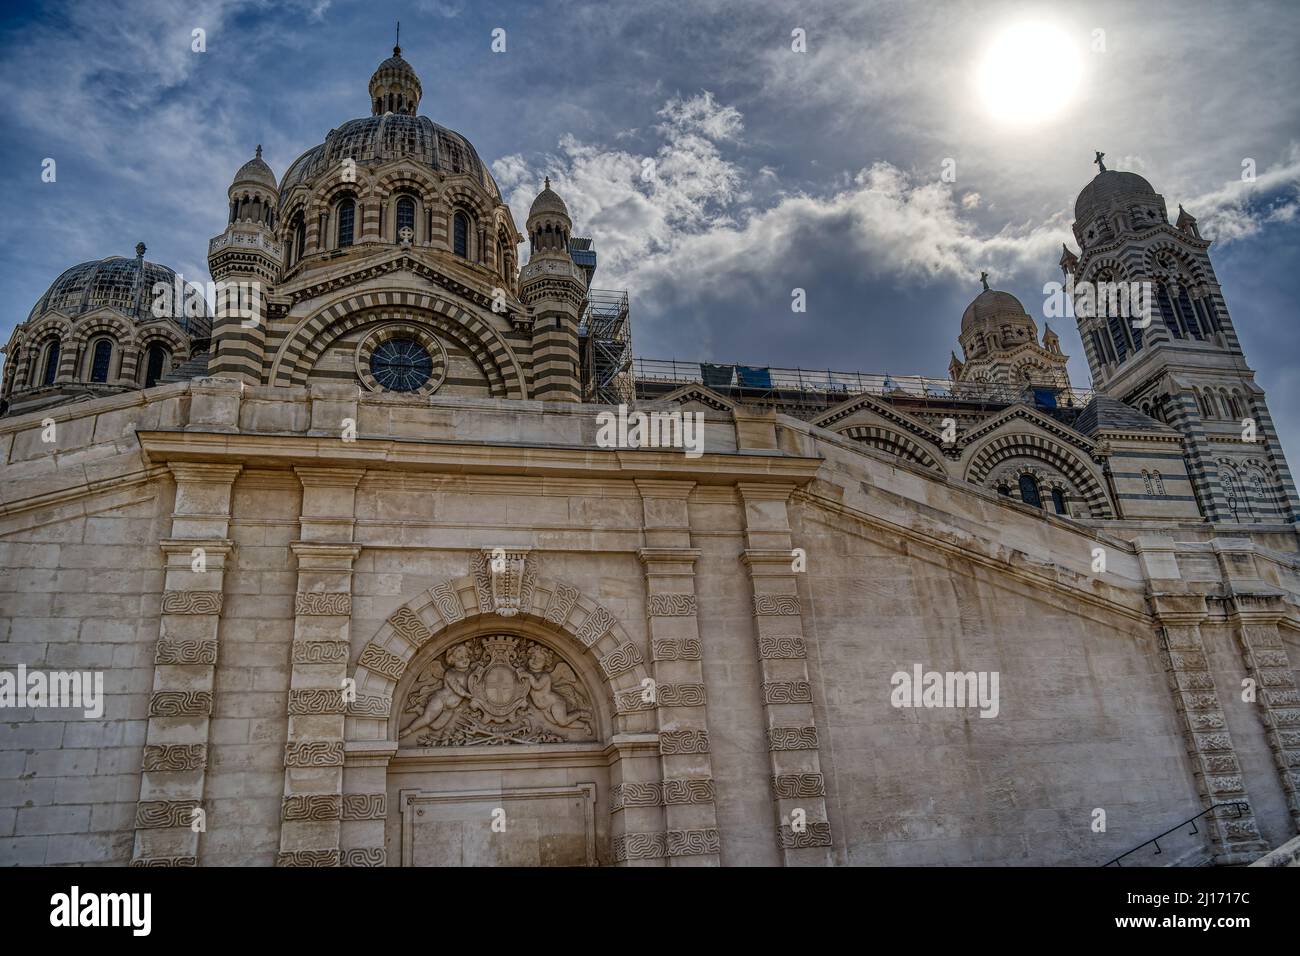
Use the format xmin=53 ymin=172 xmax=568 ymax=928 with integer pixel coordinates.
xmin=1102 ymin=802 xmax=1250 ymax=866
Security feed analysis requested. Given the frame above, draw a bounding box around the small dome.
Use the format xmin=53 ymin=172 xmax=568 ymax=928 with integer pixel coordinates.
xmin=27 ymin=249 xmax=211 ymax=338
xmin=961 ymin=288 xmax=1029 ymax=331
xmin=1074 ymin=169 xmax=1158 ymax=223
xmin=529 ymin=177 xmax=569 ymax=220
xmin=368 ymin=46 xmax=422 ymax=116
xmin=232 ymin=145 xmax=277 ymax=191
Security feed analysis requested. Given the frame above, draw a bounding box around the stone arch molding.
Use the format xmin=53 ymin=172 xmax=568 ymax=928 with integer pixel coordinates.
xmin=346 ymin=551 xmax=656 ymax=747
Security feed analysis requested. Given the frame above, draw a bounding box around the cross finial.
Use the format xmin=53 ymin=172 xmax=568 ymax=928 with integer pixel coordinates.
xmin=394 ymin=20 xmax=401 ymax=55
xmin=255 ymin=144 xmax=262 ymax=159
xmin=979 ymin=270 xmax=989 ymax=291
xmin=1094 ymin=151 xmax=1106 ymax=172
xmin=544 ymin=176 xmax=551 ymax=189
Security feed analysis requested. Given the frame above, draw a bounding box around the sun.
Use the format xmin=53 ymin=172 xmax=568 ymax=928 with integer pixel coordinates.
xmin=977 ymin=22 xmax=1083 ymax=125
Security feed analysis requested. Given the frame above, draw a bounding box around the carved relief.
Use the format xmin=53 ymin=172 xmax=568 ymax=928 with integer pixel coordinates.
xmin=612 ymin=831 xmax=667 ymax=862
xmin=652 ymin=638 xmax=702 ymax=661
xmin=154 ymin=640 xmax=217 ymax=665
xmin=772 ymin=773 xmax=826 ymax=798
xmin=130 ymin=857 xmax=196 ymax=867
xmin=666 ymin=827 xmax=720 ymax=857
xmin=768 ymin=726 xmax=819 ymax=751
xmin=135 ymin=800 xmax=201 ymax=829
xmin=659 ymin=729 xmax=710 ymax=754
xmin=390 ymin=606 xmax=435 ymax=645
xmin=342 ymin=847 xmax=386 ymax=867
xmin=752 ymin=594 xmax=801 ymax=616
xmin=142 ymin=744 xmax=206 ymax=772
xmin=761 ymin=681 xmax=813 ymax=704
xmin=575 ymin=606 xmax=615 ymax=647
xmin=347 ymin=694 xmax=392 ymax=717
xmin=161 ymin=590 xmax=223 ymax=615
xmin=148 ymin=691 xmax=212 ymax=717
xmin=292 ymin=641 xmax=349 ymax=664
xmin=284 ymin=740 xmax=345 ymax=767
xmin=657 ymin=683 xmax=707 ymax=707
xmin=287 ymin=688 xmax=345 ymax=715
xmin=470 ymin=548 xmax=535 ymax=617
xmin=295 ymin=592 xmax=352 ymax=615
xmin=661 ymin=778 xmax=715 ymax=805
xmin=399 ymin=636 xmax=595 ymax=746
xmin=276 ymin=849 xmax=340 ymax=867
xmin=358 ymin=643 xmax=406 ymax=680
xmin=597 ymin=642 xmax=644 ymax=678
xmin=428 ymin=584 xmax=464 ymax=626
xmin=341 ymin=793 xmax=388 ymax=820
xmin=776 ymin=821 xmax=833 ymax=849
xmin=544 ymin=582 xmax=579 ymax=625
xmin=756 ymin=636 xmax=807 ymax=660
xmin=282 ymin=794 xmax=343 ymax=821
xmin=647 ymin=593 xmax=697 ymax=617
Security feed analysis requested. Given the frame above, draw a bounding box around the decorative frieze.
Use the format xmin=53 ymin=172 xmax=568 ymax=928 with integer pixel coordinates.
xmin=427 ymin=584 xmax=464 ymax=625
xmin=295 ymin=591 xmax=352 ymax=615
xmin=544 ymin=582 xmax=579 ymax=626
xmin=160 ymin=590 xmax=224 ymax=615
xmin=666 ymin=827 xmax=720 ymax=857
xmin=148 ymin=691 xmax=212 ymax=717
xmin=282 ymin=794 xmax=343 ymax=821
xmin=130 ymin=856 xmax=196 ymax=868
xmin=389 ymin=606 xmax=434 ymax=646
xmin=612 ymin=831 xmax=667 ymax=862
xmin=776 ymin=822 xmax=833 ymax=849
xmin=341 ymin=793 xmax=387 ymax=820
xmin=609 ymin=779 xmax=714 ymax=810
xmin=597 ymin=642 xmax=645 ymax=678
xmin=648 ymin=593 xmax=697 ymax=617
xmin=772 ymin=773 xmax=827 ymax=799
xmin=661 ymin=778 xmax=715 ymax=805
xmin=756 ymin=636 xmax=807 ymax=660
xmin=761 ymin=681 xmax=813 ymax=704
xmin=346 ymin=694 xmax=392 ymax=717
xmin=659 ymin=729 xmax=710 ymax=754
xmin=287 ymin=688 xmax=345 ymax=715
xmin=342 ymin=847 xmax=386 ymax=867
xmin=657 ymin=682 xmax=707 ymax=707
xmin=575 ymin=606 xmax=616 ymax=647
xmin=357 ymin=643 xmax=405 ymax=680
xmin=135 ymin=800 xmax=201 ymax=829
xmin=142 ymin=744 xmax=207 ymax=772
xmin=768 ymin=726 xmax=819 ymax=751
xmin=276 ymin=849 xmax=340 ymax=867
xmin=651 ymin=638 xmax=702 ymax=661
xmin=292 ymin=641 xmax=349 ymax=664
xmin=154 ymin=640 xmax=218 ymax=665
xmin=752 ymin=593 xmax=801 ymax=616
xmin=284 ymin=740 xmax=345 ymax=767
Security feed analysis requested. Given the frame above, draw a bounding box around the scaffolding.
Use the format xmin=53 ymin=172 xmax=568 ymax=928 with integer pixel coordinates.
xmin=579 ymin=289 xmax=634 ymax=406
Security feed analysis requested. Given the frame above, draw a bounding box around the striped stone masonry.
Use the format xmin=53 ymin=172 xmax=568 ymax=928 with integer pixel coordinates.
xmin=131 ymin=461 xmax=241 ymax=866
xmin=1229 ymin=593 xmax=1300 ymax=826
xmin=1150 ymin=593 xmax=1267 ymax=863
xmin=737 ymin=482 xmax=833 ymax=866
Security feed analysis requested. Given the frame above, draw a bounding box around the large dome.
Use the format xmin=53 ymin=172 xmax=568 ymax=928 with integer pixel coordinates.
xmin=27 ymin=251 xmax=211 ymax=338
xmin=1074 ymin=169 xmax=1158 ymax=223
xmin=279 ymin=114 xmax=500 ymax=204
xmin=961 ymin=288 xmax=1029 ymax=331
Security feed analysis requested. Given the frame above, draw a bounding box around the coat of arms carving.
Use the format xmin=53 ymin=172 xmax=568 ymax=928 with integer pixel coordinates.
xmin=399 ymin=635 xmax=594 ymax=746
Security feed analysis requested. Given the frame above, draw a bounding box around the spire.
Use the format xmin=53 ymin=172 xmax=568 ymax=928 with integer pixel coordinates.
xmin=370 ymin=35 xmax=421 ymax=115
xmin=1094 ymin=150 xmax=1106 ymax=173
xmin=394 ymin=20 xmax=401 ymax=56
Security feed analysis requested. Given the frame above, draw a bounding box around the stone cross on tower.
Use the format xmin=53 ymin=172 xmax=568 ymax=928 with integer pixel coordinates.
xmin=1094 ymin=151 xmax=1106 ymax=173
xmin=979 ymin=270 xmax=989 ymax=292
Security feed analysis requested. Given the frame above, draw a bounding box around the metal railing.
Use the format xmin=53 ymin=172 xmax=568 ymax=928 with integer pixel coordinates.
xmin=1102 ymin=802 xmax=1251 ymax=866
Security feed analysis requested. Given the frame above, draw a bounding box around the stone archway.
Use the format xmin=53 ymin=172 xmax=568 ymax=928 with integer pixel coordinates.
xmin=339 ymin=553 xmax=663 ymax=866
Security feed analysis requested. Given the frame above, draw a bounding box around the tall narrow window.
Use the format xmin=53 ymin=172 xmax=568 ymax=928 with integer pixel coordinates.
xmin=1152 ymin=471 xmax=1165 ymax=496
xmin=1051 ymin=487 xmax=1067 ymax=515
xmin=336 ymin=198 xmax=355 ymax=248
xmin=1142 ymin=470 xmax=1154 ymax=495
xmin=42 ymin=340 xmax=60 ymax=385
xmin=453 ymin=211 xmax=469 ymax=258
xmin=1158 ymin=286 xmax=1182 ymax=338
xmin=396 ymin=197 xmax=416 ymax=240
xmin=292 ymin=213 xmax=306 ymax=265
xmin=90 ymin=340 xmax=112 ymax=383
xmin=144 ymin=344 xmax=169 ymax=388
xmin=1018 ymin=474 xmax=1042 ymax=508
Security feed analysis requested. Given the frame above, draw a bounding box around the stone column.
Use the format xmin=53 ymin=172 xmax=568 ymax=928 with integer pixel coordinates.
xmin=131 ymin=462 xmax=240 ymax=866
xmin=1150 ymin=593 xmax=1267 ymax=863
xmin=608 ymin=732 xmax=668 ymax=867
xmin=737 ymin=482 xmax=833 ymax=866
xmin=1229 ymin=592 xmax=1300 ymax=828
xmin=276 ymin=467 xmax=364 ymax=866
xmin=635 ymin=479 xmax=720 ymax=866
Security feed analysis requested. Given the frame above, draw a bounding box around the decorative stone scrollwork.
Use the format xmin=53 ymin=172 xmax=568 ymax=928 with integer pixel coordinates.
xmin=357 ymin=643 xmax=406 ymax=680
xmin=767 ymin=726 xmax=819 ymax=751
xmin=287 ymin=688 xmax=345 ymax=715
xmin=612 ymin=831 xmax=667 ymax=862
xmin=659 ymin=729 xmax=710 ymax=754
xmin=609 ymin=782 xmax=662 ymax=811
xmin=399 ymin=635 xmax=595 ymax=746
xmin=342 ymin=847 xmax=386 ymax=867
xmin=292 ymin=641 xmax=349 ymax=664
xmin=427 ymin=584 xmax=464 ymax=626
xmin=776 ymin=822 xmax=833 ymax=849
xmin=282 ymin=794 xmax=343 ymax=821
xmin=470 ymin=548 xmax=535 ymax=618
xmin=148 ymin=691 xmax=212 ymax=717
xmin=130 ymin=857 xmax=196 ymax=867
xmin=154 ymin=640 xmax=217 ymax=665
xmin=544 ymin=582 xmax=579 ymax=626
xmin=161 ymin=590 xmax=223 ymax=615
xmin=614 ymin=688 xmax=656 ymax=713
xmin=142 ymin=744 xmax=206 ymax=772
xmin=284 ymin=740 xmax=345 ymax=767
xmin=761 ymin=681 xmax=812 ymax=704
xmin=771 ymin=773 xmax=826 ymax=798
xmin=647 ymin=593 xmax=697 ymax=617
xmin=666 ymin=827 xmax=720 ymax=857
xmin=390 ymin=606 xmax=435 ymax=645
xmin=276 ymin=849 xmax=340 ymax=867
xmin=295 ymin=592 xmax=352 ymax=615
xmin=574 ymin=606 xmax=615 ymax=647
xmin=753 ymin=593 xmax=801 ymax=616
xmin=341 ymin=793 xmax=387 ymax=820
xmin=756 ymin=637 xmax=807 ymax=660
xmin=346 ymin=694 xmax=392 ymax=717
xmin=657 ymin=683 xmax=706 ymax=707
xmin=135 ymin=800 xmax=201 ymax=829
xmin=597 ymin=642 xmax=644 ymax=678
xmin=661 ymin=778 xmax=715 ymax=805
xmin=651 ymin=638 xmax=702 ymax=661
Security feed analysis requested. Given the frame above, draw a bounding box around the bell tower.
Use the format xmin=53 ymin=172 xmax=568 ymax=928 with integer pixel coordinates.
xmin=1062 ymin=153 xmax=1298 ymax=525
xmin=520 ymin=178 xmax=585 ymax=402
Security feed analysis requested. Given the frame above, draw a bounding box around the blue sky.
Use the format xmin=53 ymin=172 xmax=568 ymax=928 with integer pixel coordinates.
xmin=2 ymin=0 xmax=1298 ymax=457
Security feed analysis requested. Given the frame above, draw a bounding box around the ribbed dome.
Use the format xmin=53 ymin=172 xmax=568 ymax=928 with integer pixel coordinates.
xmin=279 ymin=114 xmax=499 ymax=204
xmin=27 ymin=251 xmax=211 ymax=338
xmin=1075 ymin=169 xmax=1158 ymax=222
xmin=529 ymin=178 xmax=569 ymax=220
xmin=961 ymin=288 xmax=1029 ymax=331
xmin=232 ymin=146 xmax=276 ymax=191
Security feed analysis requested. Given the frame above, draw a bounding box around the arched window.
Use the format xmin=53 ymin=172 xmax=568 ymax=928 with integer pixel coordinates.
xmin=144 ymin=343 xmax=169 ymax=388
xmin=453 ymin=211 xmax=469 ymax=258
xmin=1152 ymin=470 xmax=1165 ymax=496
xmin=1018 ymin=474 xmax=1042 ymax=508
xmin=41 ymin=339 xmax=61 ymax=386
xmin=90 ymin=339 xmax=113 ymax=383
xmin=336 ymin=198 xmax=355 ymax=248
xmin=396 ymin=196 xmax=416 ymax=241
xmin=1142 ymin=470 xmax=1154 ymax=495
xmin=291 ymin=212 xmax=306 ymax=266
xmin=1051 ymin=487 xmax=1067 ymax=515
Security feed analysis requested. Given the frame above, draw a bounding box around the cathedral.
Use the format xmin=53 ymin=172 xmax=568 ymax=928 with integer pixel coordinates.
xmin=1 ymin=45 xmax=1298 ymax=868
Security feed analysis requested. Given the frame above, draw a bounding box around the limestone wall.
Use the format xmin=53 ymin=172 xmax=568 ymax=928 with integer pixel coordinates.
xmin=1 ymin=381 xmax=1297 ymax=865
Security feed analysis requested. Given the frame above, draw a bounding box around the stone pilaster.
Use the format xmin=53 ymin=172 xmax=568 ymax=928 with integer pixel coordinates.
xmin=132 ymin=462 xmax=241 ymax=866
xmin=636 ymin=479 xmax=720 ymax=866
xmin=1150 ymin=593 xmax=1267 ymax=862
xmin=277 ymin=467 xmax=364 ymax=866
xmin=340 ymin=741 xmax=396 ymax=867
xmin=737 ymin=482 xmax=833 ymax=866
xmin=1228 ymin=592 xmax=1300 ymax=828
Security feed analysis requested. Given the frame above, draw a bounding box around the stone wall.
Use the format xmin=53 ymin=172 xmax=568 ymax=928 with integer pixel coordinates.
xmin=1 ymin=380 xmax=1297 ymax=865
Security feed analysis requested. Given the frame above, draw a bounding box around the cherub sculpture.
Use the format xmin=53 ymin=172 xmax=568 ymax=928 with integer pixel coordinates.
xmin=400 ymin=643 xmax=475 ymax=738
xmin=515 ymin=646 xmax=591 ymax=731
